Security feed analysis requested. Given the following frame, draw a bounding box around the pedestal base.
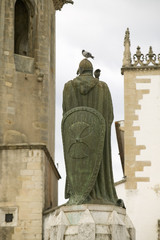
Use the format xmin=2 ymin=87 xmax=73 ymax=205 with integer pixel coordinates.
xmin=44 ymin=204 xmax=135 ymax=240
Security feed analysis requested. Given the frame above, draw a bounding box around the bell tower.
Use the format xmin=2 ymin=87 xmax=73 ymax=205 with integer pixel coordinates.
xmin=0 ymin=0 xmax=56 ymax=151
xmin=0 ymin=0 xmax=73 ymax=239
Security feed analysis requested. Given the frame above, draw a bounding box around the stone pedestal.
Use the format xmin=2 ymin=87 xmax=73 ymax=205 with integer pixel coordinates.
xmin=44 ymin=204 xmax=135 ymax=240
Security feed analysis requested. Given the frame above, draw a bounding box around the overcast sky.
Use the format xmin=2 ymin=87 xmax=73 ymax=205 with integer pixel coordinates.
xmin=55 ymin=0 xmax=160 ymax=205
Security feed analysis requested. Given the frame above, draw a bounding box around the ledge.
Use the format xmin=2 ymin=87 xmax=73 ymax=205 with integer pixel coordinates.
xmin=0 ymin=143 xmax=61 ymax=179
xmin=43 ymin=203 xmax=126 ymax=216
xmin=121 ymin=65 xmax=160 ymax=75
xmin=14 ymin=54 xmax=34 ymax=74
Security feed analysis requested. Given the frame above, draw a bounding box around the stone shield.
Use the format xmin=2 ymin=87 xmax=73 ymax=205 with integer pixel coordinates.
xmin=62 ymin=107 xmax=106 ymax=204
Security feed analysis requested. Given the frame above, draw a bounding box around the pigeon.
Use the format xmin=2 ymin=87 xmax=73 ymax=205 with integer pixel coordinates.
xmin=82 ymin=50 xmax=94 ymax=59
xmin=117 ymin=199 xmax=126 ymax=209
xmin=94 ymin=69 xmax=101 ymax=79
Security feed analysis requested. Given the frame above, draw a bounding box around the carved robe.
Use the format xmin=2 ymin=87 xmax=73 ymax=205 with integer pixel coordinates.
xmin=62 ymin=72 xmax=118 ymax=205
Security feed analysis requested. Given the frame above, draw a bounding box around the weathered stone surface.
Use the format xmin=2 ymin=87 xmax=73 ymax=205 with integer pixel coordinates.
xmin=43 ymin=204 xmax=135 ymax=240
xmin=125 ymin=215 xmax=136 ymax=240
xmin=0 ymin=146 xmax=60 ymax=240
xmin=52 ymin=0 xmax=74 ymax=10
xmin=78 ymin=209 xmax=95 ymax=240
xmin=108 ymin=210 xmax=130 ymax=240
xmin=0 ymin=0 xmax=56 ymax=158
xmin=52 ymin=211 xmax=70 ymax=240
xmin=14 ymin=54 xmax=35 ymax=73
xmin=3 ymin=130 xmax=28 ymax=144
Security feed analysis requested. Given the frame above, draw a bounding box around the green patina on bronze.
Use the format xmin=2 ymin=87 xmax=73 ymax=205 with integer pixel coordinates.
xmin=62 ymin=107 xmax=105 ymax=204
xmin=62 ymin=58 xmax=118 ymax=205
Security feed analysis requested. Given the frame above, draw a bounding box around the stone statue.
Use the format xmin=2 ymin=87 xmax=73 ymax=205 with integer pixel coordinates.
xmin=62 ymin=59 xmax=119 ymax=206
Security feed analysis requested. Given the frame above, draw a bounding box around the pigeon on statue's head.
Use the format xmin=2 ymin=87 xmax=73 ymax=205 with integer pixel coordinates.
xmin=82 ymin=50 xmax=94 ymax=59
xmin=94 ymin=69 xmax=101 ymax=79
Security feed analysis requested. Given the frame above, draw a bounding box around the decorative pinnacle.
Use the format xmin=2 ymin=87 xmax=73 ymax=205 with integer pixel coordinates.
xmin=122 ymin=28 xmax=132 ymax=67
xmin=132 ymin=45 xmax=159 ymax=66
xmin=124 ymin=28 xmax=130 ymax=47
xmin=122 ymin=31 xmax=160 ymax=74
xmin=147 ymin=46 xmax=155 ymax=60
xmin=145 ymin=46 xmax=156 ymax=65
xmin=133 ymin=46 xmax=144 ymax=66
xmin=148 ymin=46 xmax=153 ymax=56
xmin=136 ymin=46 xmax=142 ymax=58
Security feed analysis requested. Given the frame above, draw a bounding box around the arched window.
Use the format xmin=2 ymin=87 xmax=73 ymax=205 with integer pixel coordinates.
xmin=14 ymin=0 xmax=35 ymax=57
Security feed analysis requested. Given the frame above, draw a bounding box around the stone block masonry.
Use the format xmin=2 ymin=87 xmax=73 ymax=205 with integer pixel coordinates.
xmin=0 ymin=0 xmax=56 ymax=158
xmin=0 ymin=144 xmax=60 ymax=240
xmin=44 ymin=205 xmax=135 ymax=240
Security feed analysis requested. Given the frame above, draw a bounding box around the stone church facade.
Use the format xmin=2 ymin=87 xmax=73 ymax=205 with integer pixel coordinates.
xmin=0 ymin=0 xmax=72 ymax=239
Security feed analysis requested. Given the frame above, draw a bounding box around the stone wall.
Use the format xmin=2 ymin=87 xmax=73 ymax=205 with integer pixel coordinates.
xmin=116 ymin=69 xmax=160 ymax=240
xmin=0 ymin=0 xmax=56 ymax=158
xmin=43 ymin=204 xmax=135 ymax=240
xmin=0 ymin=146 xmax=60 ymax=240
xmin=123 ymin=69 xmax=153 ymax=189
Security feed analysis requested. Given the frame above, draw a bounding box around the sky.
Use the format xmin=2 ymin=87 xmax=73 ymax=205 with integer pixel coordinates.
xmin=55 ymin=0 xmax=160 ymax=205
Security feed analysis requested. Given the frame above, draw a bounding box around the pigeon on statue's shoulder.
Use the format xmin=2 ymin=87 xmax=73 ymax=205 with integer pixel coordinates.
xmin=94 ymin=69 xmax=101 ymax=79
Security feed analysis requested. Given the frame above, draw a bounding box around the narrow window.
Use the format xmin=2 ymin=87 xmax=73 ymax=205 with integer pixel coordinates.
xmin=14 ymin=0 xmax=30 ymax=56
xmin=5 ymin=213 xmax=13 ymax=223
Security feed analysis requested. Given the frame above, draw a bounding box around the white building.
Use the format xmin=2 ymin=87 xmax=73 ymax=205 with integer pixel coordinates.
xmin=116 ymin=29 xmax=160 ymax=240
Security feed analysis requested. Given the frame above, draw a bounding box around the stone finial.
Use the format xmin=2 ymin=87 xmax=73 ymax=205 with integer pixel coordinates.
xmin=133 ymin=46 xmax=159 ymax=66
xmin=133 ymin=46 xmax=144 ymax=66
xmin=124 ymin=28 xmax=130 ymax=46
xmin=145 ymin=46 xmax=156 ymax=65
xmin=122 ymin=28 xmax=132 ymax=67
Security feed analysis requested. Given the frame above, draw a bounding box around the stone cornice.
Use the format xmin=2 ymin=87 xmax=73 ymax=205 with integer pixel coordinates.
xmin=52 ymin=0 xmax=74 ymax=10
xmin=121 ymin=65 xmax=160 ymax=75
xmin=0 ymin=143 xmax=61 ymax=179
